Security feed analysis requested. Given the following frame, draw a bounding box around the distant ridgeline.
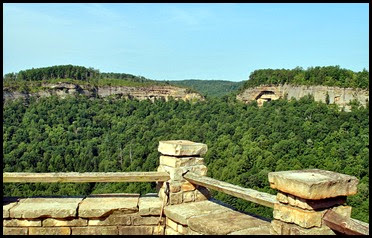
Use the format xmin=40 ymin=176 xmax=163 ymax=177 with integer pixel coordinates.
xmin=3 ymin=65 xmax=202 ymax=102
xmin=237 ymin=66 xmax=369 ymax=109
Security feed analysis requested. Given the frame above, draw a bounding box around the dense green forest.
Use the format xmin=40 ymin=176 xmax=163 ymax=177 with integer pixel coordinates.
xmin=240 ymin=66 xmax=369 ymax=91
xmin=3 ymin=95 xmax=369 ymax=222
xmin=167 ymin=79 xmax=243 ymax=97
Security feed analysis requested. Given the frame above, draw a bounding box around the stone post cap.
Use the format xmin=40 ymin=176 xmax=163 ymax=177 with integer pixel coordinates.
xmin=268 ymin=169 xmax=359 ymax=200
xmin=158 ymin=140 xmax=208 ymax=156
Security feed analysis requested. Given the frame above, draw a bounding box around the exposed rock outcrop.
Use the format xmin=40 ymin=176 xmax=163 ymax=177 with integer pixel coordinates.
xmin=3 ymin=83 xmax=204 ymax=103
xmin=237 ymin=84 xmax=369 ymax=110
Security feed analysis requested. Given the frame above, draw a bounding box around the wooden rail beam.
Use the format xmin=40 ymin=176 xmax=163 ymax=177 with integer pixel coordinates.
xmin=184 ymin=172 xmax=278 ymax=208
xmin=3 ymin=172 xmax=170 ymax=183
xmin=323 ymin=209 xmax=369 ymax=235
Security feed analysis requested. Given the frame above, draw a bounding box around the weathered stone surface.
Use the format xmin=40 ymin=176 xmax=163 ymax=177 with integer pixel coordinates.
xmin=188 ymin=210 xmax=271 ymax=235
xmin=181 ymin=181 xmax=197 ymax=191
xmin=165 ymin=226 xmax=181 ymax=235
xmin=177 ymin=224 xmax=188 ymax=234
xmin=71 ymin=226 xmax=118 ymax=235
xmin=268 ymin=169 xmax=359 ymax=199
xmin=169 ymin=182 xmax=182 ymax=193
xmin=88 ymin=214 xmax=131 ymax=226
xmin=3 ymin=201 xmax=18 ymax=218
xmin=228 ymin=226 xmax=272 ymax=235
xmin=158 ymin=164 xmax=208 ymax=181
xmin=118 ymin=226 xmax=153 ymax=235
xmin=273 ymin=203 xmax=325 ymax=228
xmin=164 ymin=200 xmax=233 ymax=225
xmin=29 ymin=227 xmax=71 ymax=235
xmin=160 ymin=155 xmax=204 ymax=168
xmin=158 ymin=140 xmax=208 ymax=156
xmin=169 ymin=192 xmax=183 ymax=205
xmin=183 ymin=191 xmax=195 ymax=203
xmin=3 ymin=227 xmax=28 ymax=235
xmin=194 ymin=186 xmax=211 ymax=202
xmin=10 ymin=197 xmax=83 ymax=219
xmin=43 ymin=218 xmax=87 ymax=227
xmin=166 ymin=217 xmax=179 ymax=231
xmin=3 ymin=219 xmax=41 ymax=227
xmin=78 ymin=193 xmax=139 ymax=218
xmin=138 ymin=193 xmax=162 ymax=216
xmin=331 ymin=205 xmax=352 ymax=218
xmin=276 ymin=192 xmax=347 ymax=210
xmin=153 ymin=225 xmax=165 ymax=235
xmin=132 ymin=215 xmax=163 ymax=226
xmin=271 ymin=219 xmax=336 ymax=235
xmin=187 ymin=228 xmax=202 ymax=235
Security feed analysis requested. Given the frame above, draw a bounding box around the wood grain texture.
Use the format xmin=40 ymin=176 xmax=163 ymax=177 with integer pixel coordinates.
xmin=323 ymin=209 xmax=369 ymax=235
xmin=3 ymin=172 xmax=170 ymax=183
xmin=183 ymin=172 xmax=278 ymax=208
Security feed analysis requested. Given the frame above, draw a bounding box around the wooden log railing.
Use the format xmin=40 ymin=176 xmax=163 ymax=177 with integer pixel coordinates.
xmin=323 ymin=210 xmax=369 ymax=235
xmin=183 ymin=172 xmax=278 ymax=208
xmin=3 ymin=172 xmax=170 ymax=183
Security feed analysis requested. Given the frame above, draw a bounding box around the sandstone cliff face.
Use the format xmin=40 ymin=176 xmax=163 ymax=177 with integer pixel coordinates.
xmin=237 ymin=84 xmax=369 ymax=110
xmin=3 ymin=83 xmax=204 ymax=103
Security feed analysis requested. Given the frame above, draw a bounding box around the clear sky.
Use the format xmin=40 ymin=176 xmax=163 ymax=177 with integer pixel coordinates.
xmin=3 ymin=3 xmax=369 ymax=82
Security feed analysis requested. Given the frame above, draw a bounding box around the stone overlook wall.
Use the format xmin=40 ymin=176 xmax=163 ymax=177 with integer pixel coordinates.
xmin=3 ymin=193 xmax=165 ymax=235
xmin=3 ymin=83 xmax=204 ymax=103
xmin=237 ymin=84 xmax=369 ymax=109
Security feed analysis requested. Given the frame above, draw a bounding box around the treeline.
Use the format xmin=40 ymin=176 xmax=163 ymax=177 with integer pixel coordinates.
xmin=3 ymin=65 xmax=152 ymax=83
xmin=240 ymin=66 xmax=369 ymax=91
xmin=3 ymin=95 xmax=369 ymax=222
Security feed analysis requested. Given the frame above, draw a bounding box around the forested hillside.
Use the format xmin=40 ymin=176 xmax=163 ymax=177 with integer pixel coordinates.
xmin=3 ymin=95 xmax=369 ymax=222
xmin=167 ymin=79 xmax=243 ymax=97
xmin=240 ymin=66 xmax=369 ymax=91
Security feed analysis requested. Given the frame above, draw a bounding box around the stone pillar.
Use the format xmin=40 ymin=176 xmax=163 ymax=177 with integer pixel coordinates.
xmin=156 ymin=140 xmax=211 ymax=205
xmin=268 ymin=169 xmax=359 ymax=235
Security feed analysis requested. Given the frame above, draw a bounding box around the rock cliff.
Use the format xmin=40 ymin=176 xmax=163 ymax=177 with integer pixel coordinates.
xmin=237 ymin=84 xmax=369 ymax=110
xmin=3 ymin=83 xmax=204 ymax=103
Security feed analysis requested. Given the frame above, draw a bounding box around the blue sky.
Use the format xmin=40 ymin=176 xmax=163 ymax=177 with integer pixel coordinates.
xmin=3 ymin=3 xmax=369 ymax=82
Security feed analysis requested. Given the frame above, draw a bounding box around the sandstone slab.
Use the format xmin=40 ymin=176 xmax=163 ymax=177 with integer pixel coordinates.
xmin=183 ymin=191 xmax=195 ymax=203
xmin=164 ymin=200 xmax=233 ymax=225
xmin=273 ymin=203 xmax=325 ymax=228
xmin=3 ymin=201 xmax=19 ymax=218
xmin=43 ymin=218 xmax=87 ymax=227
xmin=276 ymin=192 xmax=347 ymax=210
xmin=166 ymin=217 xmax=179 ymax=231
xmin=268 ymin=169 xmax=358 ymax=199
xmin=71 ymin=226 xmax=118 ymax=235
xmin=3 ymin=227 xmax=28 ymax=235
xmin=187 ymin=210 xmax=271 ymax=235
xmin=271 ymin=219 xmax=336 ymax=235
xmin=228 ymin=226 xmax=272 ymax=235
xmin=29 ymin=227 xmax=71 ymax=235
xmin=78 ymin=193 xmax=139 ymax=218
xmin=118 ymin=226 xmax=153 ymax=235
xmin=138 ymin=193 xmax=162 ymax=216
xmin=132 ymin=215 xmax=164 ymax=226
xmin=165 ymin=226 xmax=181 ymax=235
xmin=158 ymin=140 xmax=207 ymax=156
xmin=9 ymin=197 xmax=83 ymax=219
xmin=160 ymin=155 xmax=204 ymax=168
xmin=3 ymin=219 xmax=41 ymax=227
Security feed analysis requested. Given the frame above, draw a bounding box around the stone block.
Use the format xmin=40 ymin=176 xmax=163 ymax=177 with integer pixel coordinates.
xmin=268 ymin=169 xmax=359 ymax=199
xmin=88 ymin=214 xmax=131 ymax=226
xmin=166 ymin=217 xmax=179 ymax=231
xmin=169 ymin=192 xmax=183 ymax=205
xmin=29 ymin=227 xmax=71 ymax=235
xmin=158 ymin=165 xmax=184 ymax=181
xmin=177 ymin=224 xmax=188 ymax=234
xmin=71 ymin=226 xmax=118 ymax=235
xmin=153 ymin=225 xmax=165 ymax=235
xmin=158 ymin=140 xmax=208 ymax=156
xmin=138 ymin=194 xmax=162 ymax=216
xmin=276 ymin=192 xmax=347 ymax=210
xmin=43 ymin=218 xmax=87 ymax=227
xmin=132 ymin=215 xmax=163 ymax=226
xmin=118 ymin=226 xmax=153 ymax=235
xmin=169 ymin=182 xmax=182 ymax=193
xmin=228 ymin=226 xmax=272 ymax=235
xmin=331 ymin=205 xmax=352 ymax=218
xmin=181 ymin=181 xmax=197 ymax=191
xmin=3 ymin=227 xmax=28 ymax=235
xmin=4 ymin=219 xmax=41 ymax=227
xmin=164 ymin=200 xmax=232 ymax=225
xmin=9 ymin=197 xmax=83 ymax=219
xmin=183 ymin=191 xmax=195 ymax=203
xmin=187 ymin=228 xmax=202 ymax=235
xmin=78 ymin=193 xmax=139 ymax=218
xmin=3 ymin=201 xmax=18 ymax=218
xmin=160 ymin=155 xmax=204 ymax=168
xmin=273 ymin=203 xmax=325 ymax=228
xmin=271 ymin=219 xmax=336 ymax=235
xmin=165 ymin=226 xmax=181 ymax=235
